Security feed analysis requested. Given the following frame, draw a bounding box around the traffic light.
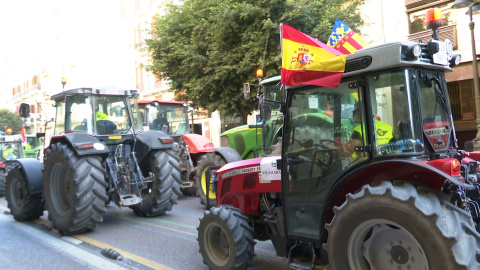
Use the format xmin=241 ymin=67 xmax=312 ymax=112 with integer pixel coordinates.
xmin=6 ymin=128 xmax=12 ymax=135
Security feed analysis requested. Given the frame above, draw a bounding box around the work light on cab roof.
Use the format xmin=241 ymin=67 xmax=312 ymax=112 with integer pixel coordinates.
xmin=404 ymin=8 xmax=461 ymax=67
xmin=426 ymin=7 xmax=443 ymax=30
xmin=256 ymin=69 xmax=264 ymax=79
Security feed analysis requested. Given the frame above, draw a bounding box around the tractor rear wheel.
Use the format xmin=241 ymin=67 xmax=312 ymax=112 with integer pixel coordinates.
xmin=6 ymin=167 xmax=43 ymax=221
xmin=324 ymin=181 xmax=480 ymax=269
xmin=43 ymin=142 xmax=108 ymax=235
xmin=131 ymin=149 xmax=182 ymax=217
xmin=198 ymin=205 xmax=255 ymax=270
xmin=195 ymin=153 xmax=226 ymax=206
xmin=0 ymin=172 xmax=5 ymax=197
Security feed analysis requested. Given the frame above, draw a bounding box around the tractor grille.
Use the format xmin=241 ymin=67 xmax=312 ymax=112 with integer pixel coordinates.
xmin=242 ymin=174 xmax=257 ymax=190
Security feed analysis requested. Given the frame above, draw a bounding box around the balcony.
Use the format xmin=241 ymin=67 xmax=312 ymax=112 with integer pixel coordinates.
xmin=12 ymin=84 xmax=42 ymax=102
xmin=407 ymin=24 xmax=457 ymax=49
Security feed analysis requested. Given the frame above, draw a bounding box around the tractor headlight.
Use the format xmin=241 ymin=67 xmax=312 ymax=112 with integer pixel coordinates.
xmin=449 ymin=54 xmax=461 ymax=67
xmin=406 ymin=44 xmax=422 ymax=59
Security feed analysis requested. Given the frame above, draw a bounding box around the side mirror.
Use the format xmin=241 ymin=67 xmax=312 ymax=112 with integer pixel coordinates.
xmin=260 ymin=100 xmax=272 ymax=122
xmin=19 ymin=103 xmax=30 ymax=118
xmin=243 ymin=83 xmax=251 ymax=100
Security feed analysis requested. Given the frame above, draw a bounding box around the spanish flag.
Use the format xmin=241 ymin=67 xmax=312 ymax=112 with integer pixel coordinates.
xmin=327 ymin=19 xmax=368 ymax=55
xmin=281 ymin=24 xmax=347 ymax=88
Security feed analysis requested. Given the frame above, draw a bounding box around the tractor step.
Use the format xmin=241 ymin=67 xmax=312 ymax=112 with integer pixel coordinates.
xmin=287 ymin=240 xmax=316 ymax=270
xmin=288 ymin=262 xmax=313 ymax=270
xmin=119 ymin=194 xmax=142 ymax=206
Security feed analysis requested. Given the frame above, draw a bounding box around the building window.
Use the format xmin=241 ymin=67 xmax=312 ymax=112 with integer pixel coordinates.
xmin=408 ymin=1 xmax=456 ymax=34
xmin=407 ymin=1 xmax=457 ymax=48
xmin=447 ymin=80 xmax=475 ymax=122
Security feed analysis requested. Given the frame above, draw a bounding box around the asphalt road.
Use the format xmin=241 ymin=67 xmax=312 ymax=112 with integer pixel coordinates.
xmin=0 ymin=195 xmax=290 ymax=270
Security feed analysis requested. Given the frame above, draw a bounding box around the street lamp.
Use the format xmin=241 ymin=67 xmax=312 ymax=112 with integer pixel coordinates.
xmin=452 ymin=0 xmax=480 ymax=148
xmin=61 ymin=77 xmax=67 ymax=90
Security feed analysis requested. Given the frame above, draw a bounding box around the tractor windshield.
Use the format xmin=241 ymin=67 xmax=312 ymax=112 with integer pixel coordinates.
xmin=0 ymin=141 xmax=24 ymax=160
xmin=417 ymin=69 xmax=453 ymax=151
xmin=366 ymin=69 xmax=424 ymax=156
xmin=55 ymin=95 xmax=141 ymax=135
xmin=261 ymin=79 xmax=284 ymax=155
xmin=146 ymin=103 xmax=188 ymax=136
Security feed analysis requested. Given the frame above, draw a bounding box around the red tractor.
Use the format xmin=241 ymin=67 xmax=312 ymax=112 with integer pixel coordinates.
xmin=197 ymin=22 xmax=480 ymax=269
xmin=138 ymin=100 xmax=241 ymax=206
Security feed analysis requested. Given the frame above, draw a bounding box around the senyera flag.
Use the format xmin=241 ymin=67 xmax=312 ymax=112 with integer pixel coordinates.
xmin=281 ymin=24 xmax=347 ymax=88
xmin=327 ymin=19 xmax=368 ymax=55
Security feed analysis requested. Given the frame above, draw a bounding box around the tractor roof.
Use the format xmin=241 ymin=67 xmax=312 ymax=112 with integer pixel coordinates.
xmin=51 ymin=88 xmax=139 ymax=101
xmin=138 ymin=100 xmax=186 ymax=106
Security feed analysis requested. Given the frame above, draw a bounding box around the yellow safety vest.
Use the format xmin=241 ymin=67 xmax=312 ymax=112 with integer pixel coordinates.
xmin=352 ymin=119 xmax=393 ymax=157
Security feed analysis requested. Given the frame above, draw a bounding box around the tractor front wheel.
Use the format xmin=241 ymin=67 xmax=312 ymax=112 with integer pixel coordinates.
xmin=131 ymin=149 xmax=182 ymax=217
xmin=324 ymin=181 xmax=480 ymax=269
xmin=198 ymin=205 xmax=255 ymax=270
xmin=195 ymin=153 xmax=226 ymax=206
xmin=43 ymin=142 xmax=108 ymax=235
xmin=6 ymin=167 xmax=43 ymax=221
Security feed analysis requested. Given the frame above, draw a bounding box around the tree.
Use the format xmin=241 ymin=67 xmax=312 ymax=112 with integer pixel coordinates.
xmin=0 ymin=109 xmax=23 ymax=135
xmin=144 ymin=0 xmax=365 ymax=124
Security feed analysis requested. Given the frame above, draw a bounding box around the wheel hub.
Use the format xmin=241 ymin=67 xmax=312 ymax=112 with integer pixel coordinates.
xmin=205 ymin=223 xmax=230 ymax=266
xmin=390 ymin=245 xmax=409 ymax=264
xmin=349 ymin=221 xmax=429 ymax=270
xmin=11 ymin=178 xmax=25 ymax=209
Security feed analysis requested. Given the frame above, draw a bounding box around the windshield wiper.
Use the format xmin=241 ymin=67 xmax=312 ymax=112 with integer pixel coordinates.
xmin=426 ymin=75 xmax=449 ymax=111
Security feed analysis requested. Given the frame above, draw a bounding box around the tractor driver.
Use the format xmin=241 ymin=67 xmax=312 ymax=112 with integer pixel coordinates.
xmin=341 ymin=102 xmax=393 ymax=158
xmin=95 ymin=110 xmax=117 ymax=134
xmin=96 ymin=111 xmax=109 ymax=121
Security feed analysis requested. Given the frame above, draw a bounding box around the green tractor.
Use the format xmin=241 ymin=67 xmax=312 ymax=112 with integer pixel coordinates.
xmin=220 ymin=75 xmax=284 ymax=159
xmin=0 ymin=135 xmax=24 ymax=197
xmin=24 ymin=134 xmax=42 ymax=160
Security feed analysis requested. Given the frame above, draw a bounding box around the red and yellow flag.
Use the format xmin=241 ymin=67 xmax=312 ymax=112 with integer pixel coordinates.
xmin=327 ymin=19 xmax=368 ymax=55
xmin=281 ymin=24 xmax=347 ymax=88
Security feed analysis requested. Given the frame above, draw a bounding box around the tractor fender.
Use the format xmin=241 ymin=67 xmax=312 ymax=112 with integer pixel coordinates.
xmin=183 ymin=133 xmax=215 ymax=154
xmin=50 ymin=133 xmax=110 ymax=157
xmin=12 ymin=158 xmax=43 ymax=195
xmin=134 ymin=130 xmax=176 ymax=162
xmin=135 ymin=130 xmax=176 ymax=150
xmin=213 ymin=147 xmax=242 ymax=163
xmin=325 ymin=159 xmax=474 ymax=224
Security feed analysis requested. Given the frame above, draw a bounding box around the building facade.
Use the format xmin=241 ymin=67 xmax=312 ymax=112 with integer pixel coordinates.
xmin=359 ymin=0 xmax=479 ymax=148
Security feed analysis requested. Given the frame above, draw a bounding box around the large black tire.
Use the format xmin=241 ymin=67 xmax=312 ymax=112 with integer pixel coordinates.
xmin=0 ymin=172 xmax=5 ymax=197
xmin=324 ymin=181 xmax=480 ymax=269
xmin=198 ymin=205 xmax=255 ymax=269
xmin=131 ymin=149 xmax=182 ymax=217
xmin=43 ymin=142 xmax=108 ymax=235
xmin=195 ymin=153 xmax=226 ymax=206
xmin=6 ymin=167 xmax=44 ymax=221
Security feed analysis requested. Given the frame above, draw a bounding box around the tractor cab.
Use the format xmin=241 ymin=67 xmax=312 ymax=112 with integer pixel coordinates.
xmin=51 ymin=88 xmax=143 ymax=137
xmin=138 ymin=100 xmax=189 ymax=138
xmin=0 ymin=135 xmax=24 ymax=161
xmin=281 ymin=63 xmax=455 ymax=241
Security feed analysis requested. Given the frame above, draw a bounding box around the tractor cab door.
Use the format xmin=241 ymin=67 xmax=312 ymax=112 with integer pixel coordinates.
xmin=282 ymin=78 xmax=367 ymax=240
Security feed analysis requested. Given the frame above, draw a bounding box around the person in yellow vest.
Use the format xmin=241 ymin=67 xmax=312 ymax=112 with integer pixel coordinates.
xmin=96 ymin=111 xmax=109 ymax=120
xmin=2 ymin=144 xmax=17 ymax=160
xmin=343 ymin=102 xmax=393 ymax=158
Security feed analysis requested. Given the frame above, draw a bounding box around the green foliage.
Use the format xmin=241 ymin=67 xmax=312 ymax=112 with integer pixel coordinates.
xmin=0 ymin=109 xmax=23 ymax=134
xmin=144 ymin=0 xmax=365 ymax=123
